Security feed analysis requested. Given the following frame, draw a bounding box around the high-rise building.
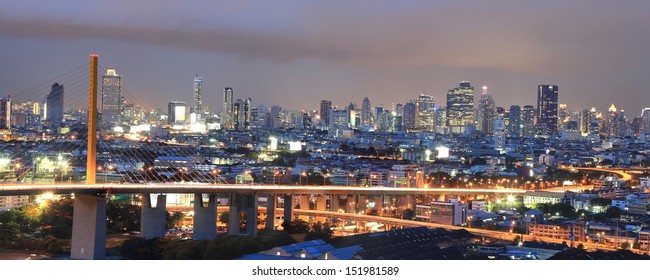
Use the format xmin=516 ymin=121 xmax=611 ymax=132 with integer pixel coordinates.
xmin=168 ymin=101 xmax=187 ymax=125
xmin=330 ymin=109 xmax=349 ymax=128
xmin=192 ymin=75 xmax=203 ymax=123
xmin=223 ymin=87 xmax=234 ymax=129
xmin=522 ymin=105 xmax=535 ymax=138
xmin=494 ymin=115 xmax=506 ymax=150
xmin=477 ymin=86 xmax=496 ymax=134
xmin=579 ymin=109 xmax=591 ymax=136
xmin=403 ymin=101 xmax=417 ymax=131
xmin=508 ymin=105 xmax=521 ymax=138
xmin=320 ymin=100 xmax=332 ymax=127
xmin=446 ymin=81 xmax=474 ymax=134
xmin=46 ymin=83 xmax=64 ymax=123
xmin=233 ymin=98 xmax=252 ymax=130
xmin=0 ymin=95 xmax=11 ymax=129
xmin=101 ymin=68 xmax=122 ymax=128
xmin=417 ymin=94 xmax=435 ymax=132
xmin=361 ymin=97 xmax=372 ymax=127
xmin=641 ymin=108 xmax=650 ymax=134
xmin=536 ymin=85 xmax=559 ymax=136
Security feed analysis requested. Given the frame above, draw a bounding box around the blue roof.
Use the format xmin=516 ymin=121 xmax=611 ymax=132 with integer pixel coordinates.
xmin=279 ymin=239 xmax=327 ymax=254
xmin=235 ymin=253 xmax=291 ymax=260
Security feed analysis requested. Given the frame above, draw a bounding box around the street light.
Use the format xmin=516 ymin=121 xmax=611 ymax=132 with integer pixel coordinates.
xmin=301 ymin=172 xmax=307 ymax=185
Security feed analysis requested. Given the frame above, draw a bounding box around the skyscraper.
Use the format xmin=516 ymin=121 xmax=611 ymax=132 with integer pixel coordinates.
xmin=320 ymin=100 xmax=332 ymax=127
xmin=193 ymin=75 xmax=203 ymax=123
xmin=233 ymin=98 xmax=252 ymax=130
xmin=168 ymin=101 xmax=187 ymax=125
xmin=417 ymin=93 xmax=435 ymax=132
xmin=579 ymin=109 xmax=591 ymax=136
xmin=0 ymin=95 xmax=11 ymax=129
xmin=46 ymin=83 xmax=64 ymax=124
xmin=508 ymin=105 xmax=521 ymax=138
xmin=223 ymin=87 xmax=234 ymax=129
xmin=361 ymin=97 xmax=372 ymax=127
xmin=536 ymin=85 xmax=559 ymax=136
xmin=446 ymin=81 xmax=474 ymax=134
xmin=477 ymin=86 xmax=496 ymax=134
xmin=101 ymin=68 xmax=122 ymax=128
xmin=641 ymin=108 xmax=650 ymax=134
xmin=403 ymin=101 xmax=417 ymax=131
xmin=522 ymin=105 xmax=535 ymax=137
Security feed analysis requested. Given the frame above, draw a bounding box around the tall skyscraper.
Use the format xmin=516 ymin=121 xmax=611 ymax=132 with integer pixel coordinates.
xmin=494 ymin=115 xmax=506 ymax=150
xmin=446 ymin=81 xmax=474 ymax=134
xmin=417 ymin=93 xmax=435 ymax=132
xmin=579 ymin=109 xmax=592 ymax=136
xmin=536 ymin=85 xmax=559 ymax=136
xmin=522 ymin=105 xmax=535 ymax=137
xmin=403 ymin=101 xmax=417 ymax=131
xmin=477 ymin=86 xmax=496 ymax=134
xmin=46 ymin=83 xmax=64 ymax=123
xmin=641 ymin=108 xmax=650 ymax=134
xmin=508 ymin=105 xmax=521 ymax=138
xmin=101 ymin=68 xmax=122 ymax=128
xmin=193 ymin=75 xmax=203 ymax=123
xmin=320 ymin=100 xmax=332 ymax=127
xmin=0 ymin=95 xmax=11 ymax=129
xmin=361 ymin=97 xmax=372 ymax=127
xmin=233 ymin=98 xmax=252 ymax=130
xmin=223 ymin=87 xmax=234 ymax=129
xmin=168 ymin=101 xmax=187 ymax=125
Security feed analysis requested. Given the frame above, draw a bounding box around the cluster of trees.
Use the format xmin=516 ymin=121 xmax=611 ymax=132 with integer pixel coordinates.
xmin=120 ymin=230 xmax=296 ymax=260
xmin=281 ymin=219 xmax=334 ymax=241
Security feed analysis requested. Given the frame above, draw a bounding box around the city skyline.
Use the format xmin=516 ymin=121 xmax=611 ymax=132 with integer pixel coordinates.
xmin=1 ymin=1 xmax=650 ymax=115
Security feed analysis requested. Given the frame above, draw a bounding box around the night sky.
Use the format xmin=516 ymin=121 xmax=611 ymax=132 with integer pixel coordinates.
xmin=1 ymin=0 xmax=649 ymax=116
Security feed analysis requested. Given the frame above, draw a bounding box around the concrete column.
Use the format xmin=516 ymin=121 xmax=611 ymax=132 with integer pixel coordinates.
xmin=358 ymin=195 xmax=367 ymax=214
xmin=316 ymin=196 xmax=327 ymax=211
xmin=266 ymin=194 xmax=276 ymax=230
xmin=283 ymin=194 xmax=293 ymax=227
xmin=330 ymin=195 xmax=340 ymax=212
xmin=228 ymin=193 xmax=243 ymax=235
xmin=315 ymin=195 xmax=327 ymax=223
xmin=193 ymin=194 xmax=217 ymax=240
xmin=298 ymin=194 xmax=311 ymax=221
xmin=299 ymin=195 xmax=310 ymax=210
xmin=71 ymin=194 xmax=106 ymax=260
xmin=141 ymin=194 xmax=167 ymax=239
xmin=246 ymin=194 xmax=258 ymax=236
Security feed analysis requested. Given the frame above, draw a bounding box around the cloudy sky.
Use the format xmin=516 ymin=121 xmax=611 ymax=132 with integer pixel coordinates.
xmin=1 ymin=0 xmax=649 ymax=116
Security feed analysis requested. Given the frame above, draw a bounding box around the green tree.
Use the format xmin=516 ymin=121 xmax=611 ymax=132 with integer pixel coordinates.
xmin=621 ymin=241 xmax=631 ymax=250
xmin=401 ymin=208 xmax=415 ymax=220
xmin=282 ymin=219 xmax=310 ymax=234
xmin=166 ymin=212 xmax=185 ymax=229
xmin=605 ymin=207 xmax=622 ymax=219
xmin=305 ymin=222 xmax=333 ymax=241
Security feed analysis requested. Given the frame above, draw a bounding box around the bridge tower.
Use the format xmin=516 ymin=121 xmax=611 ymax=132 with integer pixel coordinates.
xmin=71 ymin=53 xmax=106 ymax=260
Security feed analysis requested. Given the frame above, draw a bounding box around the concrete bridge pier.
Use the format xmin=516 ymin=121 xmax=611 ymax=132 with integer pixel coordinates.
xmin=283 ymin=194 xmax=294 ymax=227
xmin=245 ymin=194 xmax=258 ymax=236
xmin=330 ymin=194 xmax=340 ymax=212
xmin=141 ymin=194 xmax=167 ymax=239
xmin=315 ymin=195 xmax=327 ymax=223
xmin=193 ymin=193 xmax=217 ymax=240
xmin=266 ymin=194 xmax=276 ymax=230
xmin=71 ymin=194 xmax=106 ymax=260
xmin=228 ymin=193 xmax=244 ymax=235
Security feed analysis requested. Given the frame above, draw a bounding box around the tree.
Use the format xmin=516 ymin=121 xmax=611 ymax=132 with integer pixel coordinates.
xmin=282 ymin=219 xmax=309 ymax=234
xmin=401 ymin=209 xmax=415 ymax=220
xmin=605 ymin=207 xmax=622 ymax=219
xmin=218 ymin=212 xmax=230 ymax=225
xmin=577 ymin=243 xmax=584 ymax=250
xmin=305 ymin=222 xmax=333 ymax=241
xmin=166 ymin=212 xmax=185 ymax=229
xmin=621 ymin=241 xmax=631 ymax=250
